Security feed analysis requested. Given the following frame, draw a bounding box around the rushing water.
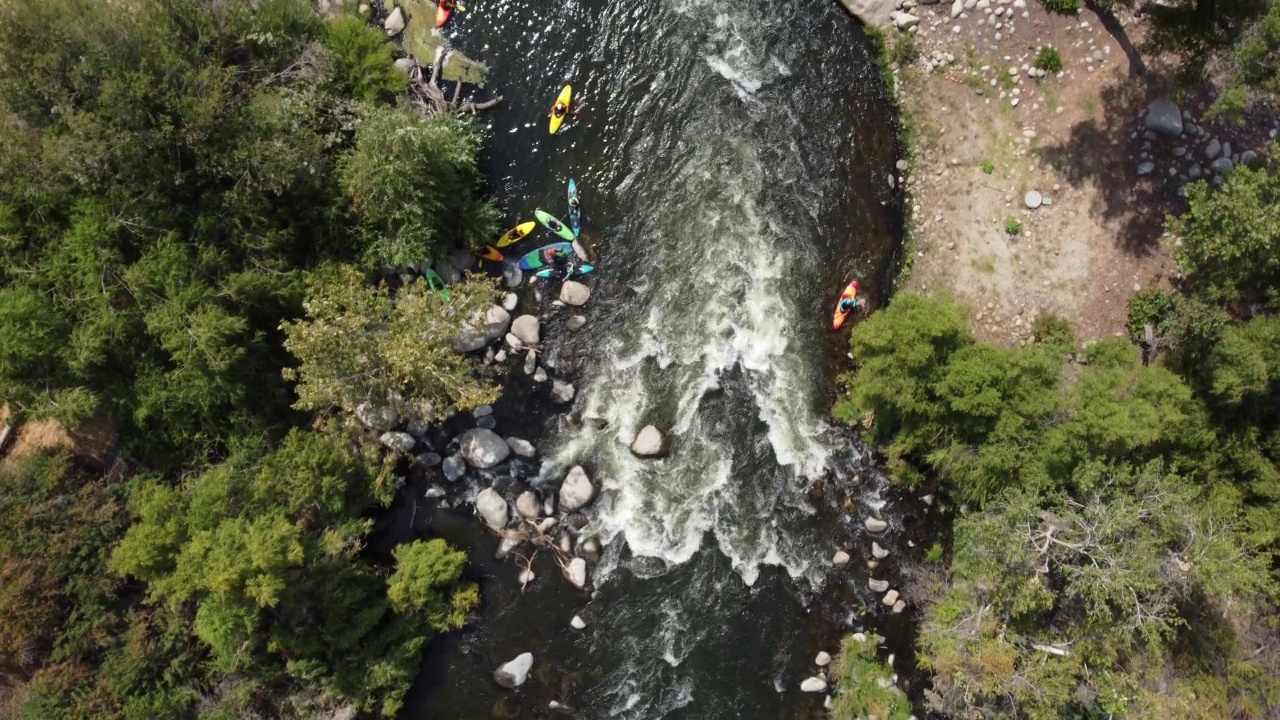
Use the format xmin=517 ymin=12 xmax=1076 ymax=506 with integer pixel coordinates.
xmin=403 ymin=0 xmax=904 ymax=717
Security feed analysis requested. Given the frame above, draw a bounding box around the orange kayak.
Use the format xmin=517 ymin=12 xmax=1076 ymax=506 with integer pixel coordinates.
xmin=435 ymin=1 xmax=451 ymax=28
xmin=475 ymin=247 xmax=503 ymax=262
xmin=832 ymin=280 xmax=860 ymax=330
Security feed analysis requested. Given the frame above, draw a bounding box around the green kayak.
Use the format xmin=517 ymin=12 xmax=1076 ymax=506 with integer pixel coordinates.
xmin=535 ymin=209 xmax=574 ymax=241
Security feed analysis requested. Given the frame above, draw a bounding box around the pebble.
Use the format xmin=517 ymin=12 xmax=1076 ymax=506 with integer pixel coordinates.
xmin=1011 ymin=98 xmax=1019 ymax=107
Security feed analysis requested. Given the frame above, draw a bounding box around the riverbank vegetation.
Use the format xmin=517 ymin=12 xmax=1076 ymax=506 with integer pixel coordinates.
xmin=0 ymin=0 xmax=499 ymax=715
xmin=836 ymin=120 xmax=1280 ymax=720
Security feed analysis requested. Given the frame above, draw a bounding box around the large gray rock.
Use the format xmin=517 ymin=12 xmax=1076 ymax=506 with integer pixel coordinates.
xmin=565 ymin=557 xmax=588 ymax=589
xmin=476 ymin=488 xmax=509 ymax=529
xmin=456 ymin=305 xmax=512 ymax=352
xmin=630 ymin=425 xmax=666 ymax=457
xmin=383 ymin=5 xmax=405 ymax=35
xmin=1144 ymin=98 xmax=1183 ymax=138
xmin=800 ymin=677 xmax=828 ymax=693
xmin=494 ymin=653 xmax=533 ymax=689
xmin=1205 ymin=138 xmax=1222 ymax=160
xmin=559 ymin=466 xmax=596 ymax=512
xmin=516 ymin=491 xmax=542 ymax=520
xmin=559 ymin=281 xmax=591 ymax=306
xmin=355 ymin=403 xmax=399 ymax=432
xmin=1241 ymin=149 xmax=1261 ymax=168
xmin=551 ymin=379 xmax=576 ymax=404
xmin=889 ymin=10 xmax=920 ymax=29
xmin=506 ymin=436 xmax=537 ymax=458
xmin=511 ymin=315 xmax=541 ymax=345
xmin=378 ymin=431 xmax=416 ymax=454
xmin=460 ymin=428 xmax=511 ymax=468
xmin=1210 ymin=157 xmax=1235 ymax=175
xmin=837 ymin=0 xmax=895 ymax=27
xmin=442 ymin=454 xmax=466 ymax=481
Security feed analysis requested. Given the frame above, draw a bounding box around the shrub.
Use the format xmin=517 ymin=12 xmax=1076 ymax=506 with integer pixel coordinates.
xmin=981 ymin=158 xmax=994 ymax=174
xmin=1041 ymin=0 xmax=1081 ymax=14
xmin=891 ymin=34 xmax=919 ymax=66
xmin=830 ymin=633 xmax=912 ymax=720
xmin=1005 ymin=217 xmax=1022 ymax=235
xmin=1126 ymin=287 xmax=1177 ymax=340
xmin=1031 ymin=313 xmax=1074 ymax=349
xmin=321 ymin=16 xmax=405 ymax=103
xmin=1034 ymin=46 xmax=1064 ymax=73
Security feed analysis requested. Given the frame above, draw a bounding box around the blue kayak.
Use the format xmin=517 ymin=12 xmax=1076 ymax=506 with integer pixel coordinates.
xmin=517 ymin=242 xmax=575 ymax=271
xmin=567 ymin=178 xmax=582 ymax=237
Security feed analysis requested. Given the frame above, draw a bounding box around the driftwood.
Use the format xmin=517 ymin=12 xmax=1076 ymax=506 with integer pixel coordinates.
xmin=407 ymin=46 xmax=503 ymax=116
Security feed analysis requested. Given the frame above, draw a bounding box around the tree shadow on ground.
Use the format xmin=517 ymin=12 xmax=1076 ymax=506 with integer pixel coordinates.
xmin=1034 ymin=65 xmax=1177 ymax=258
xmin=1088 ymin=0 xmax=1148 ymax=79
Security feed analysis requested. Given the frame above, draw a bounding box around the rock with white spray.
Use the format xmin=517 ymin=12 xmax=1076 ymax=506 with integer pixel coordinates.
xmin=512 ymin=315 xmax=541 ymax=345
xmin=559 ymin=281 xmax=591 ymax=306
xmin=631 ymin=425 xmax=667 ymax=457
xmin=864 ymin=517 xmax=889 ymax=533
xmin=516 ymin=491 xmax=542 ymax=520
xmin=559 ymin=466 xmax=596 ymax=511
xmin=565 ymin=557 xmax=588 ymax=589
xmin=476 ymin=488 xmax=509 ymax=529
xmin=800 ymin=677 xmax=828 ymax=693
xmin=551 ymin=379 xmax=576 ymax=404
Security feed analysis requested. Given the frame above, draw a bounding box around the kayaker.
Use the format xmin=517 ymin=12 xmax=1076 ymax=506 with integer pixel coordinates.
xmin=546 ymin=217 xmax=565 ymax=233
xmin=551 ymin=102 xmax=580 ymax=120
xmin=569 ymin=196 xmax=580 ymax=210
xmin=839 ymin=297 xmax=863 ymax=315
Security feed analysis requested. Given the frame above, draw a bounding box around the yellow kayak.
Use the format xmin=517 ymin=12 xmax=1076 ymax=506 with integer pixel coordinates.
xmin=549 ymin=84 xmax=572 ymax=134
xmin=497 ymin=221 xmax=537 ymax=247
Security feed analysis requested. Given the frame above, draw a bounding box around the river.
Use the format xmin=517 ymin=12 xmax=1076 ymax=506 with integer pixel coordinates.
xmin=402 ymin=0 xmax=906 ymax=717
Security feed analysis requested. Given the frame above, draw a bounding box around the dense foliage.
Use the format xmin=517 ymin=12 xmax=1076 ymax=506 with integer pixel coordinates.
xmin=828 ymin=633 xmax=911 ymax=720
xmin=0 ymin=0 xmax=498 ymax=716
xmin=837 ymin=293 xmax=1280 ymax=718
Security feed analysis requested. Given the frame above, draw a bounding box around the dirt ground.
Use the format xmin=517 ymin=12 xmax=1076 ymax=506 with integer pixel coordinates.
xmin=891 ymin=1 xmax=1184 ymax=345
xmin=0 ymin=405 xmax=118 ymax=470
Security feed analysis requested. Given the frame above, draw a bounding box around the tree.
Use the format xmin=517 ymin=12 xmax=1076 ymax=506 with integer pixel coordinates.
xmin=339 ymin=104 xmax=500 ymax=267
xmin=282 ymin=263 xmax=501 ymax=421
xmin=386 ymin=539 xmax=477 ymax=628
xmin=1172 ymin=164 xmax=1280 ymax=305
xmin=321 ymin=16 xmax=406 ymax=103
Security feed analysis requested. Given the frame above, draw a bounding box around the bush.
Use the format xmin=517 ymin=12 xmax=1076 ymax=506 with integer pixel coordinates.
xmin=1127 ymin=287 xmax=1177 ymax=340
xmin=981 ymin=158 xmax=994 ymax=174
xmin=1034 ymin=46 xmax=1064 ymax=73
xmin=1040 ymin=0 xmax=1081 ymax=14
xmin=1005 ymin=217 xmax=1022 ymax=235
xmin=321 ymin=16 xmax=405 ymax=103
xmin=830 ymin=633 xmax=912 ymax=720
xmin=1031 ymin=313 xmax=1074 ymax=349
xmin=891 ymin=34 xmax=919 ymax=65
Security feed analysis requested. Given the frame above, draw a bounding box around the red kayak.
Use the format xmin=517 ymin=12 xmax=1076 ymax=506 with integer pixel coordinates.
xmin=832 ymin=280 xmax=860 ymax=330
xmin=435 ymin=1 xmax=451 ymax=28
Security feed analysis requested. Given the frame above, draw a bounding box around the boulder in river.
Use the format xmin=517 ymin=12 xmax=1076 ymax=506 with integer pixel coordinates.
xmin=630 ymin=425 xmax=667 ymax=457
xmin=871 ymin=541 xmax=889 ymax=559
xmin=570 ymin=615 xmax=587 ymax=630
xmin=580 ymin=535 xmax=602 ymax=561
xmin=551 ymin=379 xmax=576 ymax=404
xmin=506 ymin=436 xmax=537 ymax=458
xmin=864 ymin=517 xmax=889 ymax=533
xmin=502 ymin=292 xmax=518 ymax=311
xmin=476 ymin=488 xmax=509 ymax=529
xmin=566 ymin=315 xmax=587 ymax=331
xmin=559 ymin=466 xmax=596 ymax=511
xmin=560 ymin=281 xmax=591 ymax=306
xmin=565 ymin=557 xmax=588 ymax=589
xmin=815 ymin=651 xmax=832 ymax=667
xmin=512 ymin=314 xmax=541 ymax=345
xmin=882 ymin=589 xmax=900 ymax=606
xmin=869 ymin=578 xmax=889 ymax=592
xmin=442 ymin=454 xmax=466 ymax=482
xmin=800 ymin=677 xmax=828 ymax=693
xmin=383 ymin=5 xmax=405 ymax=35
xmin=832 ymin=550 xmax=851 ymax=567
xmin=456 ymin=305 xmax=512 ymax=353
xmin=516 ymin=491 xmax=542 ymax=520
xmin=1144 ymin=98 xmax=1183 ymax=138
xmin=503 ymin=262 xmax=523 ymax=288
xmin=460 ymin=428 xmax=510 ymax=468
xmin=378 ymin=431 xmax=416 ymax=454
xmin=494 ymin=652 xmax=534 ymax=689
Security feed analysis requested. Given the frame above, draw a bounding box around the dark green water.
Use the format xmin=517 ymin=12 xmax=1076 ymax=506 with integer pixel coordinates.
xmin=403 ymin=0 xmax=905 ymax=717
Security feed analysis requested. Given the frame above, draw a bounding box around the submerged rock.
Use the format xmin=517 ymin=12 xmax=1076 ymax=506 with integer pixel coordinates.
xmin=460 ymin=428 xmax=511 ymax=468
xmin=476 ymin=488 xmax=509 ymax=529
xmin=559 ymin=466 xmax=595 ymax=511
xmin=566 ymin=315 xmax=588 ymax=331
xmin=551 ymin=379 xmax=576 ymax=404
xmin=631 ymin=425 xmax=667 ymax=457
xmin=494 ymin=652 xmax=534 ymax=689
